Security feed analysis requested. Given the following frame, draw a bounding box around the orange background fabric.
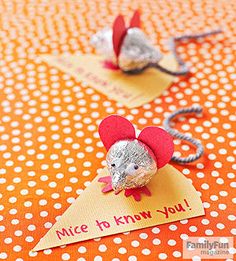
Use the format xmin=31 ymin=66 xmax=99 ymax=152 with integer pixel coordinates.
xmin=0 ymin=0 xmax=235 ymax=260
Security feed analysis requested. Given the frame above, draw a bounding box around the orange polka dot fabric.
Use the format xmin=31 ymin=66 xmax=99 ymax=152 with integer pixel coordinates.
xmin=0 ymin=0 xmax=235 ymax=260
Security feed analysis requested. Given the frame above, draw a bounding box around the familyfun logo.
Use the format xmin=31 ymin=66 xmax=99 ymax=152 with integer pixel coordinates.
xmin=183 ymin=237 xmax=234 ymax=259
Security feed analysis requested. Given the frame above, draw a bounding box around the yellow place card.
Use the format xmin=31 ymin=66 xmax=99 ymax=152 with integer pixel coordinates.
xmin=33 ymin=164 xmax=204 ymax=251
xmin=40 ymin=54 xmax=177 ymax=108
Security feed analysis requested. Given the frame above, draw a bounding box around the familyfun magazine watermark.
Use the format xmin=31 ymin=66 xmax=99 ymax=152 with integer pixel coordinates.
xmin=183 ymin=237 xmax=234 ymax=259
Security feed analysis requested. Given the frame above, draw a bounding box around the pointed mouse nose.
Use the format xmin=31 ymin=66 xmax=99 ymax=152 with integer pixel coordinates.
xmin=111 ymin=174 xmax=125 ymax=193
xmin=112 ymin=181 xmax=123 ymax=193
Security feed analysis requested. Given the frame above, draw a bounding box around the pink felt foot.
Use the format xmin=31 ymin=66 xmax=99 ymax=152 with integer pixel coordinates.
xmin=98 ymin=176 xmax=113 ymax=193
xmin=124 ymin=186 xmax=151 ymax=201
xmin=102 ymin=60 xmax=120 ymax=70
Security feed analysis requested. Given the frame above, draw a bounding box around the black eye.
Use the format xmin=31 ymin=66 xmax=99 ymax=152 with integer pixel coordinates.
xmin=134 ymin=164 xmax=139 ymax=170
xmin=111 ymin=163 xmax=116 ymax=167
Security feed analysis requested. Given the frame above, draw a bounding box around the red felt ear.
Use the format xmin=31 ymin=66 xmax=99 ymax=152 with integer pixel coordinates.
xmin=138 ymin=127 xmax=174 ymax=168
xmin=129 ymin=10 xmax=141 ymax=28
xmin=112 ymin=15 xmax=127 ymax=58
xmin=99 ymin=115 xmax=136 ymax=151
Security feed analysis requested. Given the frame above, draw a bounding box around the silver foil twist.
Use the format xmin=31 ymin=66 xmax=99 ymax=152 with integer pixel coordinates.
xmin=106 ymin=139 xmax=157 ymax=192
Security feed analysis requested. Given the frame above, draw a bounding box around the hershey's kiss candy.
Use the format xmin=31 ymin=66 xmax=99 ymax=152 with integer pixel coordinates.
xmin=106 ymin=139 xmax=157 ymax=192
xmin=90 ymin=27 xmax=163 ymax=72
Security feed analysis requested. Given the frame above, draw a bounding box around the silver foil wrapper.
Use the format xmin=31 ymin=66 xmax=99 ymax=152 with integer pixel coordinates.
xmin=91 ymin=27 xmax=163 ymax=71
xmin=106 ymin=139 xmax=157 ymax=192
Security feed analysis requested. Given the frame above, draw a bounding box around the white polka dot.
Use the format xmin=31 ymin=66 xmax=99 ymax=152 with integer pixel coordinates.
xmin=216 ymin=223 xmax=225 ymax=229
xmin=158 ymin=253 xmax=167 ymax=260
xmin=228 ymin=215 xmax=236 ymax=221
xmin=78 ymin=246 xmax=86 ymax=254
xmin=98 ymin=244 xmax=107 ymax=252
xmin=13 ymin=245 xmax=22 ymax=252
xmin=113 ymin=237 xmax=122 ymax=244
xmin=139 ymin=233 xmax=148 ymax=239
xmin=205 ymin=229 xmax=213 ymax=235
xmin=189 ymin=226 xmax=198 ymax=232
xmin=152 ymin=227 xmax=160 ymax=234
xmin=4 ymin=238 xmax=12 ymax=244
xmin=231 ymin=228 xmax=236 ymax=235
xmin=141 ymin=248 xmax=151 ymax=255
xmin=25 ymin=236 xmax=34 ymax=242
xmin=168 ymin=239 xmax=176 ymax=246
xmin=0 ymin=253 xmax=8 ymax=259
xmin=152 ymin=238 xmax=161 ymax=245
xmin=131 ymin=240 xmax=140 ymax=247
xmin=118 ymin=247 xmax=127 ymax=254
xmin=173 ymin=251 xmax=181 ymax=257
xmin=61 ymin=253 xmax=70 ymax=260
xmin=169 ymin=225 xmax=177 ymax=231
xmin=210 ymin=211 xmax=218 ymax=217
xmin=180 ymin=234 xmax=189 ymax=240
xmin=43 ymin=249 xmax=52 ymax=255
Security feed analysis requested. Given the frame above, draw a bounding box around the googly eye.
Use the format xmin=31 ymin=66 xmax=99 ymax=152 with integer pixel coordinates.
xmin=111 ymin=163 xmax=116 ymax=167
xmin=126 ymin=163 xmax=139 ymax=175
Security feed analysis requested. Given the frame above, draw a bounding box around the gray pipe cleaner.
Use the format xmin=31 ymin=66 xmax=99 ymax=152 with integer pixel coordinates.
xmin=163 ymin=106 xmax=204 ymax=164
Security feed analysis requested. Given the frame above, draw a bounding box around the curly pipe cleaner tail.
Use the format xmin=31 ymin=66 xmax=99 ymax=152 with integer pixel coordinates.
xmin=163 ymin=106 xmax=204 ymax=164
xmin=166 ymin=29 xmax=223 ymax=76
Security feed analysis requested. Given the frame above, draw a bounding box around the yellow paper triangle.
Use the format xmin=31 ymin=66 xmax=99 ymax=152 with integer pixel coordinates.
xmin=40 ymin=54 xmax=177 ymax=108
xmin=33 ymin=164 xmax=204 ymax=251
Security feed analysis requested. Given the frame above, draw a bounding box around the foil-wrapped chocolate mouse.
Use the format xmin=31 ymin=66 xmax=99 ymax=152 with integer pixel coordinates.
xmin=98 ymin=106 xmax=204 ymax=201
xmin=91 ymin=11 xmax=222 ymax=75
